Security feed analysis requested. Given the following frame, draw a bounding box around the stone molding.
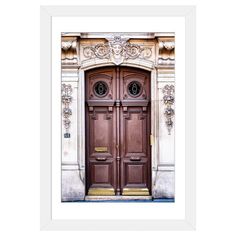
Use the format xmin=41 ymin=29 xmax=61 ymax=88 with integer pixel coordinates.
xmin=80 ymin=58 xmax=154 ymax=71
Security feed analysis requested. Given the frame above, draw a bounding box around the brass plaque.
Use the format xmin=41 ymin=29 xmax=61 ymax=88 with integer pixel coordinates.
xmin=150 ymin=134 xmax=154 ymax=146
xmin=88 ymin=188 xmax=115 ymax=196
xmin=122 ymin=188 xmax=150 ymax=196
xmin=95 ymin=146 xmax=108 ymax=152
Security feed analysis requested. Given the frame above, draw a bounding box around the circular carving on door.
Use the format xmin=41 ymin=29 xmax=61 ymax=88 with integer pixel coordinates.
xmin=128 ymin=81 xmax=142 ymax=97
xmin=93 ymin=81 xmax=109 ymax=97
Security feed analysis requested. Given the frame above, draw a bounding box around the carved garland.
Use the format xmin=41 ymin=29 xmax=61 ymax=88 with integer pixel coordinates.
xmin=83 ymin=36 xmax=152 ymax=65
xmin=162 ymin=85 xmax=175 ymax=135
xmin=61 ymin=84 xmax=73 ymax=138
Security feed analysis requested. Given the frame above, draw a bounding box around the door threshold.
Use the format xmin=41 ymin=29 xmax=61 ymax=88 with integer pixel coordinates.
xmin=85 ymin=195 xmax=152 ymax=201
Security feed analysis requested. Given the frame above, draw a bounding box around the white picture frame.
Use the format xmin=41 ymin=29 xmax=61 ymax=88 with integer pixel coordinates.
xmin=40 ymin=5 xmax=196 ymax=230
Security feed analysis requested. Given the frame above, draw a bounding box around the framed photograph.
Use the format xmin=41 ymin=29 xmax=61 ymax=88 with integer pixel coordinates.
xmin=40 ymin=5 xmax=196 ymax=230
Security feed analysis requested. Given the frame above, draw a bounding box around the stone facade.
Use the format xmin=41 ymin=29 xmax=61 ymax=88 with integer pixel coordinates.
xmin=61 ymin=33 xmax=175 ymax=201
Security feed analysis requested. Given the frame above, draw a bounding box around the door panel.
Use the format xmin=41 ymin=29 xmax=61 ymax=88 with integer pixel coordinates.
xmin=89 ymin=160 xmax=114 ymax=186
xmin=85 ymin=66 xmax=151 ymax=196
xmin=122 ymin=107 xmax=148 ymax=156
xmin=87 ymin=106 xmax=116 ymax=193
xmin=123 ymin=160 xmax=148 ymax=185
xmin=120 ymin=107 xmax=150 ymax=193
xmin=89 ymin=107 xmax=114 ymax=157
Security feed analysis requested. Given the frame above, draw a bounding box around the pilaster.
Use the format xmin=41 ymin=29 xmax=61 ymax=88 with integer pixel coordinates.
xmin=61 ymin=36 xmax=85 ymax=201
xmin=152 ymin=36 xmax=175 ymax=199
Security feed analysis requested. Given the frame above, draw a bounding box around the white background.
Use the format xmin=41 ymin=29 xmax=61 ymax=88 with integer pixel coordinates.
xmin=0 ymin=0 xmax=236 ymax=235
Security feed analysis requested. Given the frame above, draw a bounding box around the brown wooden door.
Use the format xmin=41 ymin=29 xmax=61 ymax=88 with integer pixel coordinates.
xmin=85 ymin=67 xmax=151 ymax=196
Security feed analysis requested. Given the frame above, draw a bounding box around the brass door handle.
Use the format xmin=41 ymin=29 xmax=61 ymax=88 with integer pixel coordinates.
xmin=130 ymin=157 xmax=141 ymax=161
xmin=95 ymin=157 xmax=107 ymax=161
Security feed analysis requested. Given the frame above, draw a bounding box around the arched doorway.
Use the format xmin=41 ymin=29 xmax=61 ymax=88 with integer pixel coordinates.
xmin=85 ymin=66 xmax=151 ymax=197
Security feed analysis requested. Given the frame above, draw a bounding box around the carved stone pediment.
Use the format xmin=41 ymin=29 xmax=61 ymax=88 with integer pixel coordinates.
xmin=83 ymin=36 xmax=152 ymax=65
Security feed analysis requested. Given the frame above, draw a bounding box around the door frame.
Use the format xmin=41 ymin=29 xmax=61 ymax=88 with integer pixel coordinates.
xmin=84 ymin=66 xmax=152 ymax=196
xmin=77 ymin=61 xmax=159 ymax=198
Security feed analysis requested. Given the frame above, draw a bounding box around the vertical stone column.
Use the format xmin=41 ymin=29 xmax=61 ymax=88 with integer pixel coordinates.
xmin=61 ymin=36 xmax=85 ymax=201
xmin=153 ymin=37 xmax=175 ymax=199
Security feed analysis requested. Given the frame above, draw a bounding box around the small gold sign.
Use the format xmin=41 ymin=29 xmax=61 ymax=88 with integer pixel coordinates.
xmin=95 ymin=146 xmax=108 ymax=152
xmin=150 ymin=134 xmax=154 ymax=146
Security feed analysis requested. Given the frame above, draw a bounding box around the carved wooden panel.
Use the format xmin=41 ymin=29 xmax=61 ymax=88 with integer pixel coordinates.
xmin=89 ymin=108 xmax=114 ymax=157
xmin=89 ymin=160 xmax=115 ymax=188
xmin=120 ymin=67 xmax=150 ymax=101
xmin=86 ymin=106 xmax=116 ymax=191
xmin=86 ymin=67 xmax=116 ymax=101
xmin=122 ymin=161 xmax=148 ymax=187
xmin=120 ymin=107 xmax=150 ymax=191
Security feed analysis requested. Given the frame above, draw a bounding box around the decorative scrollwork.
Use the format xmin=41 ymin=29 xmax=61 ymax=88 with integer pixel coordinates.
xmin=162 ymin=85 xmax=175 ymax=135
xmin=84 ymin=44 xmax=110 ymax=59
xmin=94 ymin=44 xmax=110 ymax=59
xmin=62 ymin=84 xmax=73 ymax=138
xmin=141 ymin=47 xmax=152 ymax=59
xmin=83 ymin=36 xmax=152 ymax=65
xmin=125 ymin=43 xmax=142 ymax=59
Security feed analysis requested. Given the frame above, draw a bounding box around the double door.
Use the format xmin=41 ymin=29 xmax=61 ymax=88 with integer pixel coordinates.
xmin=85 ymin=66 xmax=151 ymax=196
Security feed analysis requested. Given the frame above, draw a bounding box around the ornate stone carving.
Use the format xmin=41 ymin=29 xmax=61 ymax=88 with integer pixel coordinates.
xmin=62 ymin=84 xmax=73 ymax=138
xmin=83 ymin=36 xmax=152 ymax=65
xmin=158 ymin=41 xmax=175 ymax=50
xmin=61 ymin=41 xmax=76 ymax=50
xmin=158 ymin=37 xmax=175 ymax=67
xmin=61 ymin=37 xmax=78 ymax=65
xmin=162 ymin=85 xmax=175 ymax=135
